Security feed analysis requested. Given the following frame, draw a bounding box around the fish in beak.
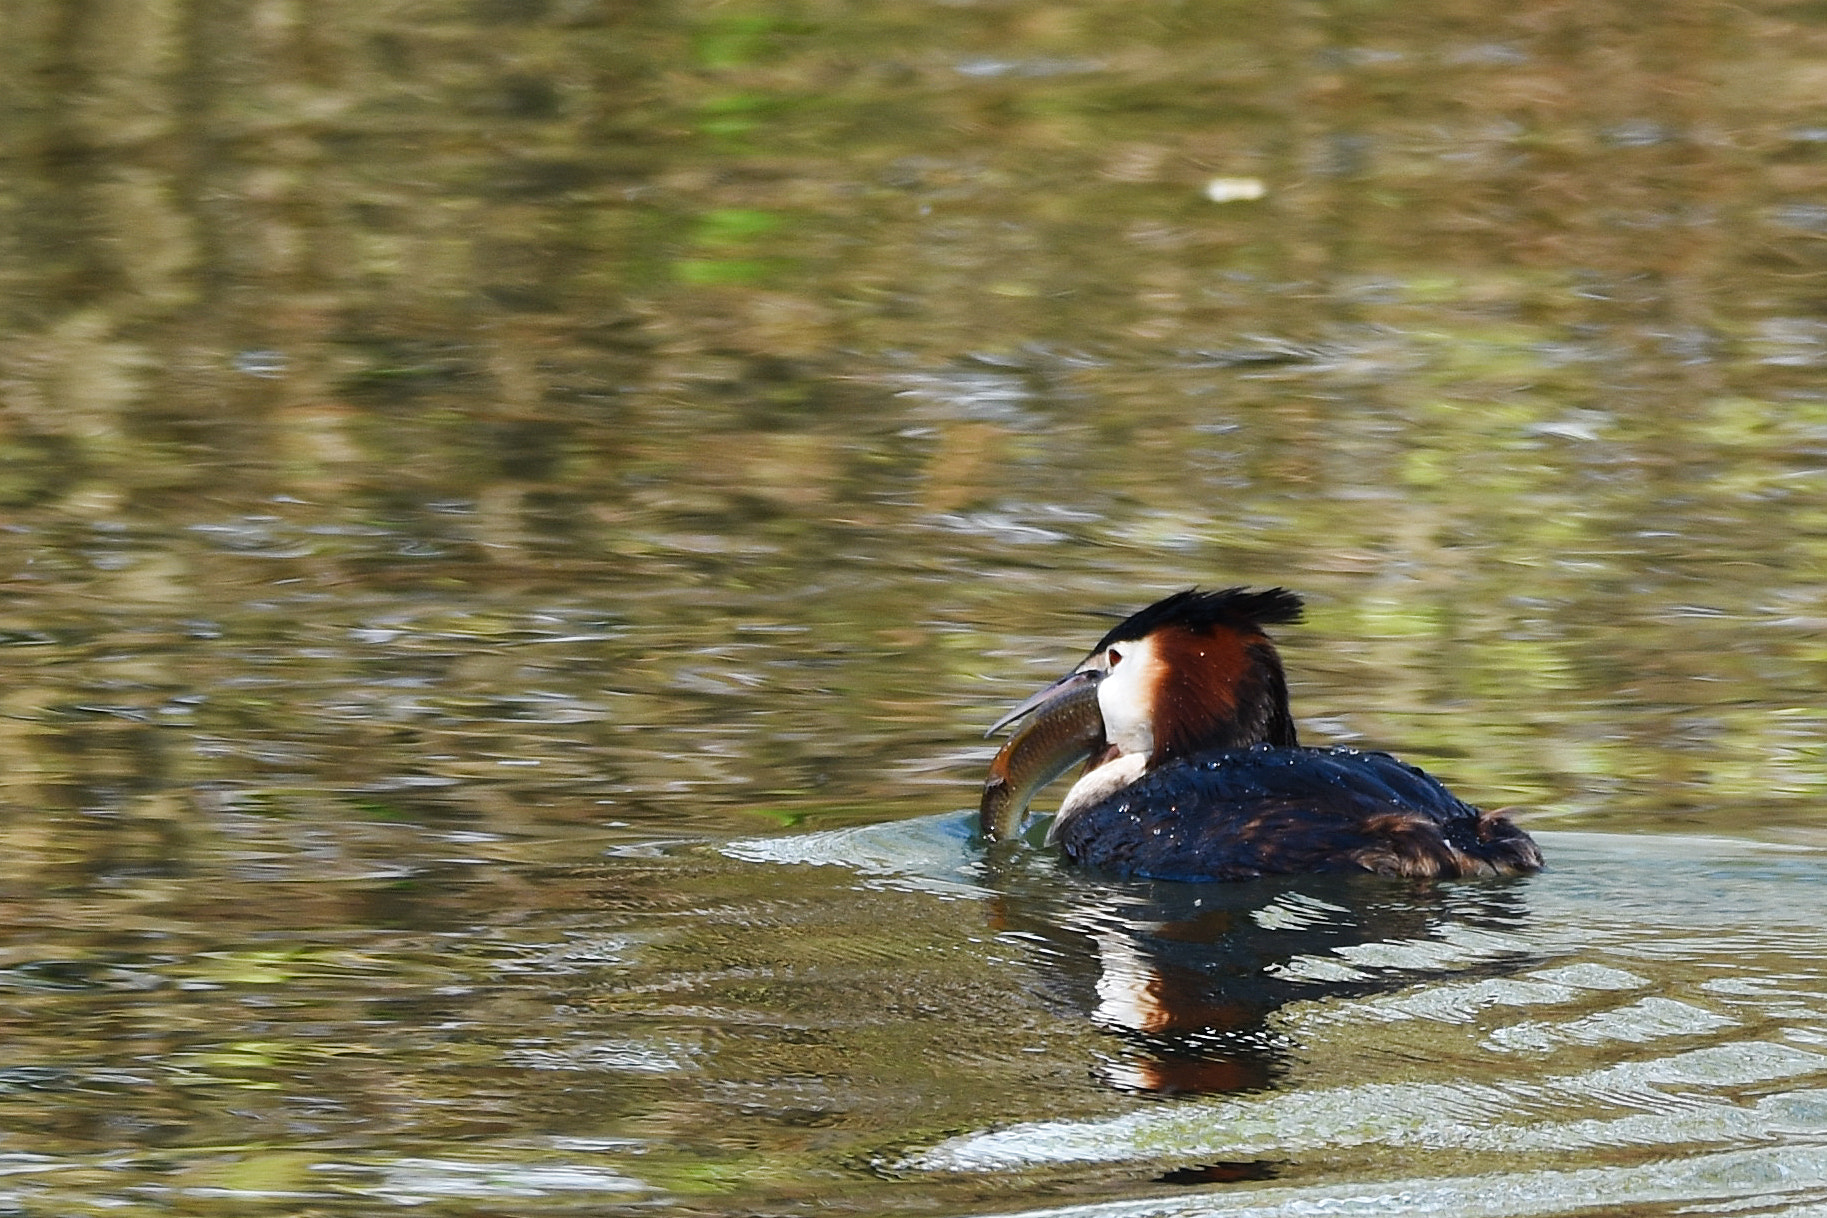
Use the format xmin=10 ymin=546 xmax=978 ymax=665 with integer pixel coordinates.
xmin=979 ymin=668 xmax=1107 ymax=840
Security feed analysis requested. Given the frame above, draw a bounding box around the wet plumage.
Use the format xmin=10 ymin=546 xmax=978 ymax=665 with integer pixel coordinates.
xmin=982 ymin=587 xmax=1542 ymax=882
xmin=1049 ymin=743 xmax=1539 ymax=882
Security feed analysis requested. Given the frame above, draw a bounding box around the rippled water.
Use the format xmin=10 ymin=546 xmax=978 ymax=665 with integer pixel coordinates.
xmin=5 ymin=0 xmax=1827 ymax=1212
xmin=736 ymin=823 xmax=1827 ymax=1211
xmin=4 ymin=819 xmax=1826 ymax=1215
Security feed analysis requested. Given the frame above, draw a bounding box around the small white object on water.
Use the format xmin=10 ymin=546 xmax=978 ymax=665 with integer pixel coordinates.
xmin=1204 ymin=177 xmax=1266 ymax=203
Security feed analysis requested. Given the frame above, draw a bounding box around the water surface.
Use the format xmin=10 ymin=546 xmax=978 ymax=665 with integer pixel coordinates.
xmin=1 ymin=0 xmax=1826 ymax=1212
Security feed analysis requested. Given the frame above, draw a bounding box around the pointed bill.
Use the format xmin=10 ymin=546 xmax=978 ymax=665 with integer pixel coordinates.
xmin=985 ymin=667 xmax=1102 ymax=737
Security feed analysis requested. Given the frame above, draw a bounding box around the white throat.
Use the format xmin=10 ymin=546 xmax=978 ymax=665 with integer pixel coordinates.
xmin=1045 ymin=634 xmax=1164 ymax=843
xmin=1047 ymin=753 xmax=1148 ymax=842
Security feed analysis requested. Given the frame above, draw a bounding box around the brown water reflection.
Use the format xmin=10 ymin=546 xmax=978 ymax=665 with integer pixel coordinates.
xmin=978 ymin=856 xmax=1539 ymax=1100
xmin=3 ymin=0 xmax=1827 ymax=1212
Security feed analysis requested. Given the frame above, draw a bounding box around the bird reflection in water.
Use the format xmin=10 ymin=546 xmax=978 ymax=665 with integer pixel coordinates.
xmin=981 ymin=859 xmax=1534 ymax=1101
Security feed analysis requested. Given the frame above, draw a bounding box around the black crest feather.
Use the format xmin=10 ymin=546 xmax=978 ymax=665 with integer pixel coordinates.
xmin=1091 ymin=587 xmax=1304 ymax=654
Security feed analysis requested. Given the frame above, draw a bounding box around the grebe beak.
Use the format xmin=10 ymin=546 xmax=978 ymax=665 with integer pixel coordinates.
xmin=985 ymin=667 xmax=1103 ymax=737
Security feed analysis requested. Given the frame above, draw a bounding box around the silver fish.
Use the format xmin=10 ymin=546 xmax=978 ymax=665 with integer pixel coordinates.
xmin=979 ymin=671 xmax=1105 ymax=840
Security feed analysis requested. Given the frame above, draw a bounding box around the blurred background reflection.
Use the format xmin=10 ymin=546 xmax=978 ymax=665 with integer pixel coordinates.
xmin=3 ymin=0 xmax=1827 ymax=1213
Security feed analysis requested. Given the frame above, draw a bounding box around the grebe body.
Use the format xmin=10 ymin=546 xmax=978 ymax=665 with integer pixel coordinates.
xmin=982 ymin=588 xmax=1542 ymax=882
xmin=1050 ymin=743 xmax=1537 ymax=882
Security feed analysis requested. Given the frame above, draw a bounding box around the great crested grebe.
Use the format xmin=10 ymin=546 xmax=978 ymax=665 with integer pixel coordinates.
xmin=980 ymin=588 xmax=1542 ymax=882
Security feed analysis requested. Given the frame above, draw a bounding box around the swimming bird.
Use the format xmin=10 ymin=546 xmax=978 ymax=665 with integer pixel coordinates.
xmin=980 ymin=588 xmax=1542 ymax=882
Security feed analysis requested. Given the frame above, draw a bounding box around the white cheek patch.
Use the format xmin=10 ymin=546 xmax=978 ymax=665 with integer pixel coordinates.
xmin=1096 ymin=635 xmax=1161 ymax=758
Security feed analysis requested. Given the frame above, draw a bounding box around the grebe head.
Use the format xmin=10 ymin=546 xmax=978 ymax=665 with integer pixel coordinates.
xmin=1087 ymin=587 xmax=1303 ymax=763
xmin=981 ymin=587 xmax=1307 ymax=838
xmin=988 ymin=587 xmax=1304 ymax=764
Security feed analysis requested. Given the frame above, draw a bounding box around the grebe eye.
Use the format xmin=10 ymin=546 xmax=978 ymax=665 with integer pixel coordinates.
xmin=1107 ymin=647 xmax=1123 ymax=668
